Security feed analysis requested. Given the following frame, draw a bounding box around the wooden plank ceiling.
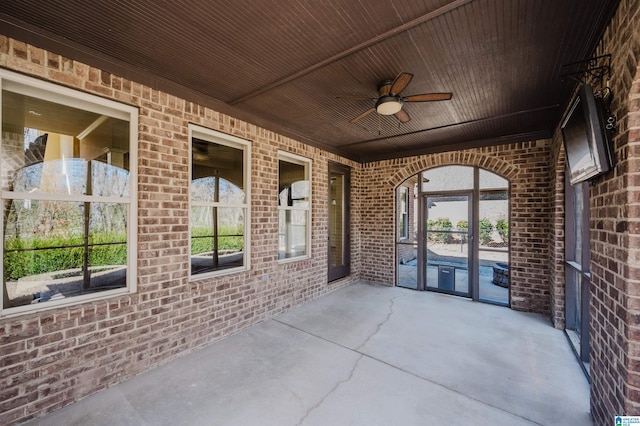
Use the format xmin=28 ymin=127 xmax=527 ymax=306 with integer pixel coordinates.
xmin=0 ymin=0 xmax=619 ymax=162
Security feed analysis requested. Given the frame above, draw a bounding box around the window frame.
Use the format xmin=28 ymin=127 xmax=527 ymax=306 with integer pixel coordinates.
xmin=398 ymin=186 xmax=409 ymax=240
xmin=188 ymin=124 xmax=251 ymax=280
xmin=564 ymin=176 xmax=591 ymax=365
xmin=0 ymin=68 xmax=138 ymax=318
xmin=278 ymin=151 xmax=312 ymax=263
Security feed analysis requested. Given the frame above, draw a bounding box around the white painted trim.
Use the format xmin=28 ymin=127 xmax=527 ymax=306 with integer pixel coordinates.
xmin=2 ymin=192 xmax=132 ymax=204
xmin=191 ymin=201 xmax=248 ymax=209
xmin=1 ymin=287 xmax=130 ymax=319
xmin=127 ymin=108 xmax=138 ymax=297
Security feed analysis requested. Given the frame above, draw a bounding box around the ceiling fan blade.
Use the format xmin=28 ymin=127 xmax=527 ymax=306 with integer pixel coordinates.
xmin=404 ymin=92 xmax=453 ymax=102
xmin=378 ymin=81 xmax=392 ymax=96
xmin=394 ymin=109 xmax=411 ymax=123
xmin=350 ymin=108 xmax=376 ymax=123
xmin=390 ymin=72 xmax=413 ymax=95
xmin=337 ymin=95 xmax=377 ymax=101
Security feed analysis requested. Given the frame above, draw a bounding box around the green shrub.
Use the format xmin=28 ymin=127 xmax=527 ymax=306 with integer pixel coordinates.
xmin=496 ymin=218 xmax=509 ymax=243
xmin=191 ymin=226 xmax=244 ymax=255
xmin=428 ymin=217 xmax=453 ymax=243
xmin=89 ymin=233 xmax=127 ymax=267
xmin=456 ymin=220 xmax=468 ymax=230
xmin=479 ymin=218 xmax=494 ymax=245
xmin=4 ymin=232 xmax=126 ymax=281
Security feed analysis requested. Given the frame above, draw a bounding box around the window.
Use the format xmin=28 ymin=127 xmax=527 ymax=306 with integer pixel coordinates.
xmin=565 ymin=176 xmax=590 ymax=366
xmin=398 ymin=186 xmax=409 ymax=239
xmin=278 ymin=152 xmax=311 ymax=261
xmin=1 ymin=69 xmax=138 ymax=316
xmin=189 ymin=125 xmax=250 ymax=278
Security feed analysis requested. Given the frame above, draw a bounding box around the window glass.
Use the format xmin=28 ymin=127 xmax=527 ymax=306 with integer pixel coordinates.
xmin=328 ymin=163 xmax=350 ymax=281
xmin=565 ymin=176 xmax=591 ymax=364
xmin=398 ymin=186 xmax=409 ymax=239
xmin=573 ymin=182 xmax=584 ymax=265
xmin=1 ymin=71 xmax=136 ymax=314
xmin=190 ymin=127 xmax=249 ymax=277
xmin=479 ymin=169 xmax=508 ymax=190
xmin=422 ymin=165 xmax=474 ymax=192
xmin=278 ymin=154 xmax=311 ymax=260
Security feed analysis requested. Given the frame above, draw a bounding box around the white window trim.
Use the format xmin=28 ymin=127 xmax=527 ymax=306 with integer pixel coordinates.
xmin=278 ymin=151 xmax=312 ymax=263
xmin=0 ymin=68 xmax=138 ymax=318
xmin=188 ymin=124 xmax=251 ymax=280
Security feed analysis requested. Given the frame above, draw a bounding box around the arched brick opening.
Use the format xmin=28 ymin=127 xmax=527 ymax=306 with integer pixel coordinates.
xmin=390 ymin=155 xmax=515 ymax=304
xmin=360 ymin=144 xmax=551 ymax=314
xmin=388 ymin=151 xmax=519 ymax=189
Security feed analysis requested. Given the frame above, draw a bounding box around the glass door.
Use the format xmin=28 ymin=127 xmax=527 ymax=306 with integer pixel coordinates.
xmin=397 ymin=166 xmax=510 ymax=305
xmin=424 ymin=193 xmax=472 ymax=297
xmin=328 ymin=162 xmax=350 ymax=281
xmin=477 ymin=169 xmax=510 ymax=305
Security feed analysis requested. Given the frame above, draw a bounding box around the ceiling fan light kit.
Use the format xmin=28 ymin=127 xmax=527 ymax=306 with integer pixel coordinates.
xmin=376 ymin=96 xmax=403 ymax=115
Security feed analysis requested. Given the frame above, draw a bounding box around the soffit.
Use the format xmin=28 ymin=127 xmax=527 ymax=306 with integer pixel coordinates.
xmin=0 ymin=0 xmax=619 ymax=162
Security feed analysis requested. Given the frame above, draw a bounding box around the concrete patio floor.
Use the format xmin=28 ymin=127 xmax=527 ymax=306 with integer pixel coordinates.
xmin=26 ymin=282 xmax=591 ymax=425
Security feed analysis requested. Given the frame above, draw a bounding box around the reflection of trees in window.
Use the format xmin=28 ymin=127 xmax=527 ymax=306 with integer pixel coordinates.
xmin=6 ymin=160 xmax=128 ymax=239
xmin=190 ymin=177 xmax=245 ymax=246
xmin=190 ymin=176 xmax=245 ymax=272
xmin=3 ymin=160 xmax=130 ymax=307
xmin=191 ymin=177 xmax=244 ymax=204
xmin=190 ymin=130 xmax=248 ymax=276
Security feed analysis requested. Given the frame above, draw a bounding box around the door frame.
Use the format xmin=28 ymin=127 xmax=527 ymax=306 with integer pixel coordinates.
xmin=419 ymin=191 xmax=474 ymax=297
xmin=328 ymin=161 xmax=350 ymax=282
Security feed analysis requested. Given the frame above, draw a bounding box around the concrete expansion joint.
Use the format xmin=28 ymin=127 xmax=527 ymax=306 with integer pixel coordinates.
xmin=356 ymin=295 xmax=400 ymax=351
xmin=295 ymin=354 xmax=364 ymax=426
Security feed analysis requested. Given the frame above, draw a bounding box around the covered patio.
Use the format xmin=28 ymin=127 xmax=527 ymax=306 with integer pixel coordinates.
xmin=26 ymin=282 xmax=590 ymax=425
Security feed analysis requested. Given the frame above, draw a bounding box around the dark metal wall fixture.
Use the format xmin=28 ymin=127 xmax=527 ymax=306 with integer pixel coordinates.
xmin=561 ymin=54 xmax=617 ymax=135
xmin=561 ymin=54 xmax=611 ymax=89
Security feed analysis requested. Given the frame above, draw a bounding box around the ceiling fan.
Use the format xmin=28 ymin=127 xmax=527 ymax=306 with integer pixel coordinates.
xmin=339 ymin=72 xmax=452 ymax=124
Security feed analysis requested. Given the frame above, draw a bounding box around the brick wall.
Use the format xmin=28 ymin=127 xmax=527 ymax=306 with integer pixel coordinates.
xmin=549 ymin=133 xmax=566 ymax=329
xmin=546 ymin=0 xmax=640 ymax=422
xmin=592 ymin=0 xmax=640 ymax=421
xmin=361 ymin=142 xmax=553 ymax=314
xmin=0 ymin=37 xmax=360 ymax=425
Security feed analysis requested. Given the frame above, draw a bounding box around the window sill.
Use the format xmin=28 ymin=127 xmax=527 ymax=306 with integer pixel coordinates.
xmin=1 ymin=287 xmax=131 ymax=319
